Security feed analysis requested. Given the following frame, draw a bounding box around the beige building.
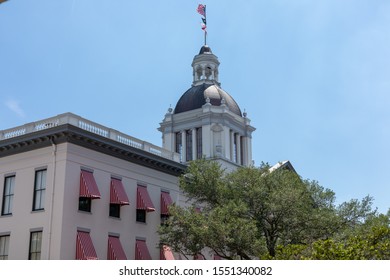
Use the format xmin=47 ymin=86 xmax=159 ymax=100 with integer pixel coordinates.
xmin=0 ymin=45 xmax=257 ymax=260
xmin=0 ymin=113 xmax=185 ymax=260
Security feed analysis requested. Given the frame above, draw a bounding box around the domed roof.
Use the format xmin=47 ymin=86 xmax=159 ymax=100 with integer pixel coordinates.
xmin=199 ymin=45 xmax=213 ymax=54
xmin=174 ymin=83 xmax=242 ymax=116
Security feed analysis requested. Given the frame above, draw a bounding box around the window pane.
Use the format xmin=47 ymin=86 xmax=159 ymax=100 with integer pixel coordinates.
xmin=29 ymin=231 xmax=42 ymax=260
xmin=2 ymin=176 xmax=15 ymax=215
xmin=186 ymin=129 xmax=192 ymax=161
xmin=79 ymin=197 xmax=91 ymax=212
xmin=33 ymin=170 xmax=46 ymax=210
xmin=196 ymin=127 xmax=202 ymax=159
xmin=0 ymin=235 xmax=10 ymax=260
xmin=175 ymin=132 xmax=182 ymax=161
xmin=136 ymin=209 xmax=146 ymax=223
xmin=40 ymin=171 xmax=46 ymax=190
xmin=109 ymin=204 xmax=120 ymax=218
xmin=5 ymin=176 xmax=15 ymax=195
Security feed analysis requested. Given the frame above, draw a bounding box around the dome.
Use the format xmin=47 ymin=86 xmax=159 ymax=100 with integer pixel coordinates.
xmin=174 ymin=83 xmax=242 ymax=116
xmin=199 ymin=45 xmax=213 ymax=54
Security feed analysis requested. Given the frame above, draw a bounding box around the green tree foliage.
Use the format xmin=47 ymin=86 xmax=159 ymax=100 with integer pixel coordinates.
xmin=159 ymin=159 xmax=388 ymax=259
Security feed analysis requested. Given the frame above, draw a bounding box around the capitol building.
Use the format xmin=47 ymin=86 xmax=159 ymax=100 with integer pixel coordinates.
xmin=0 ymin=44 xmax=289 ymax=260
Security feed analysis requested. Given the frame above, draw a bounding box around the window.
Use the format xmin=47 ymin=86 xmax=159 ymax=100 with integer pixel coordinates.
xmin=186 ymin=129 xmax=193 ymax=161
xmin=1 ymin=176 xmax=15 ymax=216
xmin=109 ymin=178 xmax=129 ymax=218
xmin=135 ymin=239 xmax=151 ymax=260
xmin=175 ymin=132 xmax=182 ymax=161
xmin=136 ymin=185 xmax=155 ymax=223
xmin=79 ymin=170 xmax=101 ymax=212
xmin=109 ymin=204 xmax=120 ymax=218
xmin=0 ymin=235 xmax=10 ymax=260
xmin=33 ymin=169 xmax=46 ymax=211
xmin=160 ymin=191 xmax=173 ymax=225
xmin=107 ymin=236 xmax=127 ymax=260
xmin=196 ymin=127 xmax=202 ymax=159
xmin=76 ymin=231 xmax=98 ymax=260
xmin=233 ymin=133 xmax=238 ymax=163
xmin=29 ymin=231 xmax=42 ymax=260
xmin=79 ymin=197 xmax=91 ymax=212
xmin=136 ymin=209 xmax=146 ymax=223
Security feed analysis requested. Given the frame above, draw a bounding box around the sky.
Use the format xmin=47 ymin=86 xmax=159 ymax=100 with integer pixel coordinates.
xmin=0 ymin=0 xmax=389 ymax=213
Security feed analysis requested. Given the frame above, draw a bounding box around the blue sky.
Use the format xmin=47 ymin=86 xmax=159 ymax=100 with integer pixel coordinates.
xmin=1 ymin=0 xmax=389 ymax=213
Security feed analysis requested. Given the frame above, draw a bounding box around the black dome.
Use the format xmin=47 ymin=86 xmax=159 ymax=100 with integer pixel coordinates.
xmin=174 ymin=83 xmax=242 ymax=116
xmin=199 ymin=45 xmax=212 ymax=54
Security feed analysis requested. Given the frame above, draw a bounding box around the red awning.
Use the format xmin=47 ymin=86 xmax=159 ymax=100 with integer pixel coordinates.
xmin=80 ymin=170 xmax=101 ymax=199
xmin=161 ymin=192 xmax=173 ymax=215
xmin=160 ymin=245 xmax=175 ymax=260
xmin=110 ymin=178 xmax=129 ymax=205
xmin=135 ymin=239 xmax=151 ymax=260
xmin=76 ymin=231 xmax=98 ymax=260
xmin=194 ymin=254 xmax=205 ymax=260
xmin=107 ymin=236 xmax=127 ymax=260
xmin=137 ymin=186 xmax=155 ymax=212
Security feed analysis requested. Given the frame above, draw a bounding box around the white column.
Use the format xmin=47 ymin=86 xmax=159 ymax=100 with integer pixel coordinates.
xmin=181 ymin=130 xmax=186 ymax=162
xmin=241 ymin=137 xmax=248 ymax=166
xmin=230 ymin=130 xmax=235 ymax=161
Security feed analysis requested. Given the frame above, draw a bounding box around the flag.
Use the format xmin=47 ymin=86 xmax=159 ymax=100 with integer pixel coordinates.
xmin=197 ymin=4 xmax=206 ymax=17
xmin=201 ymin=17 xmax=207 ymax=25
xmin=201 ymin=24 xmax=207 ymax=32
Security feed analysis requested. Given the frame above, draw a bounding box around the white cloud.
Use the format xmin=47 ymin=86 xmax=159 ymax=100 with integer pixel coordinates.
xmin=5 ymin=99 xmax=26 ymax=118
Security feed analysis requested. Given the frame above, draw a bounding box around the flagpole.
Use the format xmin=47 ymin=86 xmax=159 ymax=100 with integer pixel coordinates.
xmin=204 ymin=5 xmax=207 ymax=45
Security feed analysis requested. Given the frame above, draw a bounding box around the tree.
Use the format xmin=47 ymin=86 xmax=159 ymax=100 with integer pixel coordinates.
xmin=159 ymin=159 xmax=343 ymax=259
xmin=277 ymin=212 xmax=390 ymax=260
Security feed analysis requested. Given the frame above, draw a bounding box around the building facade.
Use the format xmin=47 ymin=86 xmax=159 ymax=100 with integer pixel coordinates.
xmin=0 ymin=113 xmax=185 ymax=260
xmin=0 ymin=45 xmax=257 ymax=260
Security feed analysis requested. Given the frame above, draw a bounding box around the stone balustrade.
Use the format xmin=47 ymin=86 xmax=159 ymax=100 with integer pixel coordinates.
xmin=0 ymin=112 xmax=180 ymax=162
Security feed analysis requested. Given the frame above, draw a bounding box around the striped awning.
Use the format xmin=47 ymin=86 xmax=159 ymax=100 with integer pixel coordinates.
xmin=110 ymin=178 xmax=129 ymax=205
xmin=107 ymin=236 xmax=127 ymax=260
xmin=161 ymin=191 xmax=173 ymax=216
xmin=80 ymin=170 xmax=101 ymax=199
xmin=160 ymin=245 xmax=175 ymax=260
xmin=135 ymin=239 xmax=151 ymax=260
xmin=76 ymin=231 xmax=98 ymax=260
xmin=137 ymin=186 xmax=155 ymax=212
xmin=194 ymin=254 xmax=205 ymax=260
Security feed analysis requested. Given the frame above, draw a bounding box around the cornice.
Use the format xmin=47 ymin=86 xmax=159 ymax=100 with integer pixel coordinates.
xmin=0 ymin=124 xmax=186 ymax=176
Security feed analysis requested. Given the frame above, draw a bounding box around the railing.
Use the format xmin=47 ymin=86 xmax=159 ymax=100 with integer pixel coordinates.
xmin=0 ymin=112 xmax=181 ymax=162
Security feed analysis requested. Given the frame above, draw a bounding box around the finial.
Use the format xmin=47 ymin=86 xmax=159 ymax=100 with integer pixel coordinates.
xmin=168 ymin=104 xmax=173 ymax=114
xmin=243 ymin=109 xmax=247 ymax=118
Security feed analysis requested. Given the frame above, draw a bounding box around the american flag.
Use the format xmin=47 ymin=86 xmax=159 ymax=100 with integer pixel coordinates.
xmin=197 ymin=4 xmax=206 ymax=17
